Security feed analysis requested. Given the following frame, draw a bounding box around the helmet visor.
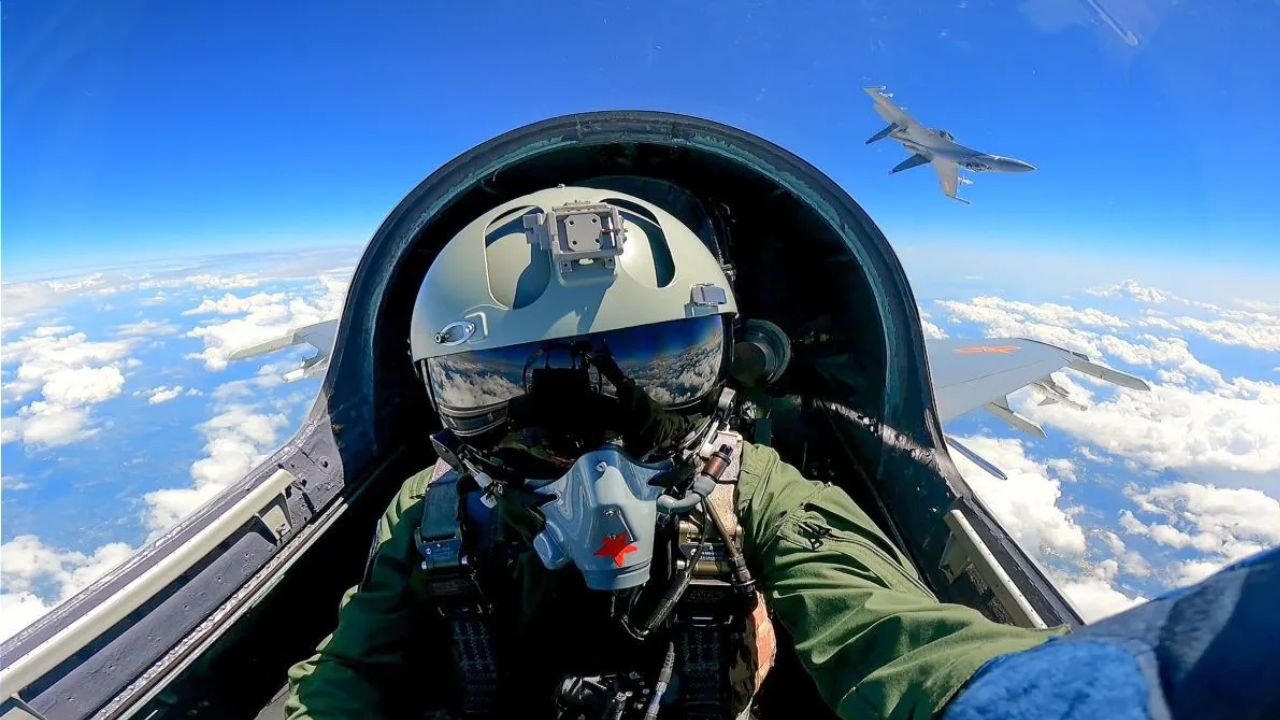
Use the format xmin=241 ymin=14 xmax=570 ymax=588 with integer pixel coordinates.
xmin=423 ymin=315 xmax=728 ymax=437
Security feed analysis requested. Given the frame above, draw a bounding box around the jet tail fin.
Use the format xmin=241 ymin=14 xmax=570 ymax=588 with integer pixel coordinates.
xmin=890 ymin=153 xmax=931 ymax=174
xmin=866 ymin=123 xmax=897 ymax=144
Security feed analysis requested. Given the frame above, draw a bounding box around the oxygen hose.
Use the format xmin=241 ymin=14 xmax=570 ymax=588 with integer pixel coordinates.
xmin=699 ymin=447 xmax=758 ymax=601
xmin=644 ymin=640 xmax=677 ymax=720
xmin=626 ymin=533 xmax=706 ymax=639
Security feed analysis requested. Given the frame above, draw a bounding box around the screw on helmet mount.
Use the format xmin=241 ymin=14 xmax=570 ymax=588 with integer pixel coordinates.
xmin=523 ymin=200 xmax=628 ymax=280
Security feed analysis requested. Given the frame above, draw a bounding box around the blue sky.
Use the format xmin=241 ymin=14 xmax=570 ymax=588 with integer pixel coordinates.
xmin=3 ymin=2 xmax=1280 ymax=640
xmin=5 ymin=0 xmax=1279 ymax=276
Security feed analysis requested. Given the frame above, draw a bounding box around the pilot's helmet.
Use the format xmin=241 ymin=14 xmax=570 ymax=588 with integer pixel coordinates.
xmin=409 ymin=185 xmax=737 ymax=477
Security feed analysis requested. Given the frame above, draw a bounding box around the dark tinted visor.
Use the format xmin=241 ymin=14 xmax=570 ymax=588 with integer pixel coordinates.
xmin=424 ymin=315 xmax=727 ymax=436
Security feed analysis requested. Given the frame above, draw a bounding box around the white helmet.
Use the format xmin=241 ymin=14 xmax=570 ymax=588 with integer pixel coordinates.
xmin=409 ymin=185 xmax=737 ymax=468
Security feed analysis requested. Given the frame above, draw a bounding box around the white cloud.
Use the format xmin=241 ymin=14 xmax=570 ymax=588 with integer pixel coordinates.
xmin=1095 ymin=531 xmax=1153 ymax=578
xmin=1172 ymin=313 xmax=1280 ymax=353
xmin=948 ymin=436 xmax=1088 ymax=558
xmin=1020 ymin=377 xmax=1280 ymax=476
xmin=1137 ymin=315 xmax=1179 ymax=331
xmin=136 ymin=272 xmax=262 ymax=291
xmin=1084 ymin=280 xmax=1168 ymax=304
xmin=1 ymin=270 xmax=270 ymax=341
xmin=3 ymin=404 xmax=97 ymax=447
xmin=2 ymin=475 xmax=33 ymax=491
xmin=947 ymin=436 xmax=1150 ymax=623
xmin=185 ymin=388 xmax=204 ymax=396
xmin=0 ymin=535 xmax=136 ymax=642
xmin=184 ymin=276 xmax=348 ymax=371
xmin=182 ymin=292 xmax=287 ymax=316
xmin=2 ymin=315 xmax=29 ymax=337
xmin=1234 ymin=299 xmax=1280 ymax=313
xmin=919 ymin=309 xmax=948 ymax=339
xmin=184 ymin=273 xmax=261 ymax=289
xmin=1047 ymin=458 xmax=1077 ymax=482
xmin=1059 ymin=573 xmax=1147 ymax=623
xmin=2 ymin=328 xmax=134 ymax=402
xmin=936 ymin=292 xmax=1280 ymax=479
xmin=939 ymin=297 xmax=1225 ymax=386
xmin=41 ymin=366 xmax=126 ymax=406
xmin=1 ymin=592 xmax=55 ymax=643
xmin=1117 ymin=482 xmax=1279 ymax=589
xmin=1123 ymin=482 xmax=1280 ymax=552
xmin=1080 ymin=281 xmax=1278 ymax=352
xmin=0 ymin=326 xmax=137 ymax=447
xmin=139 ymin=293 xmax=168 ymax=306
xmin=937 ymin=296 xmax=1128 ymax=331
xmin=116 ymin=319 xmax=179 ymax=337
xmin=144 ymin=385 xmax=185 ymax=404
xmin=1173 ymin=559 xmax=1226 ymax=587
xmin=142 ymin=404 xmax=289 ymax=531
xmin=1076 ymin=446 xmax=1112 ymax=464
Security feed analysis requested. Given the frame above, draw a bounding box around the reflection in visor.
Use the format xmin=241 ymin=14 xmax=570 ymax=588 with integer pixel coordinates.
xmin=425 ymin=316 xmax=726 ymax=434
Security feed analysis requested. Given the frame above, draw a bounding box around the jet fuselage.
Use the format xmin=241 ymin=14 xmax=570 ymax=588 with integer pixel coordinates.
xmin=889 ymin=127 xmax=1036 ymax=174
xmin=864 ymin=86 xmax=1034 ymax=202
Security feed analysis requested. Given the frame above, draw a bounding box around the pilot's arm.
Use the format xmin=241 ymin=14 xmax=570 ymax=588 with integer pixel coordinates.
xmin=736 ymin=443 xmax=1063 ymax=720
xmin=286 ymin=470 xmax=436 ymax=720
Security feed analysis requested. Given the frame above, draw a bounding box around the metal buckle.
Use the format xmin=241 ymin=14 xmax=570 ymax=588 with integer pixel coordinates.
xmin=418 ymin=534 xmax=465 ymax=573
xmin=674 ymin=579 xmax=738 ymax=627
xmin=417 ymin=533 xmax=489 ymax=617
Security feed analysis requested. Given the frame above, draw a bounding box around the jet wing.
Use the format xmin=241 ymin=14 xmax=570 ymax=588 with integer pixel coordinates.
xmin=863 ymin=86 xmax=927 ymax=135
xmin=926 ymin=337 xmax=1150 ymax=433
xmin=228 ymin=319 xmax=339 ymax=381
xmin=931 ymin=159 xmax=971 ymax=204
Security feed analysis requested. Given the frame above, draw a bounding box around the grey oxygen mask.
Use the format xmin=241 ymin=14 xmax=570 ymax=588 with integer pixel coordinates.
xmin=530 ymin=445 xmax=673 ymax=591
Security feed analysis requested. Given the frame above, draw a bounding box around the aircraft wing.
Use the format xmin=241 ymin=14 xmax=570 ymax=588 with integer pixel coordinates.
xmin=863 ymin=86 xmax=927 ymax=134
xmin=930 ymin=159 xmax=971 ymax=204
xmin=228 ymin=319 xmax=339 ymax=382
xmin=927 ymin=337 xmax=1150 ymax=435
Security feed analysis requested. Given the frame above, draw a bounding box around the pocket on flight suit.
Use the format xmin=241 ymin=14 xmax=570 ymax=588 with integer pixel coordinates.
xmin=776 ymin=484 xmax=936 ymax=600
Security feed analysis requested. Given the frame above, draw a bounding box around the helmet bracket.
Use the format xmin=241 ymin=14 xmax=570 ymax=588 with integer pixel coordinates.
xmin=524 ymin=201 xmax=628 ymax=277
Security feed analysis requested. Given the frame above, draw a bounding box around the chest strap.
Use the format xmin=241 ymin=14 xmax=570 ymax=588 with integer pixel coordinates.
xmin=415 ymin=463 xmax=499 ymax=718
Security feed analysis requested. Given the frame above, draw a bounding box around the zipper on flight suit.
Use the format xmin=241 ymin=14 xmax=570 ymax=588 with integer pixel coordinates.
xmin=794 ymin=517 xmax=935 ymax=598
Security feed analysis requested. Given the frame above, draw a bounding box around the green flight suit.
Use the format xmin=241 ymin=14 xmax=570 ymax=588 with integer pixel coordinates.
xmin=287 ymin=443 xmax=1063 ymax=720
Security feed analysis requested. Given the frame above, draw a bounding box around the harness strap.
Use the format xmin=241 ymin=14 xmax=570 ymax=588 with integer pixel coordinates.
xmin=674 ymin=432 xmax=767 ymax=720
xmin=416 ymin=463 xmax=500 ymax=718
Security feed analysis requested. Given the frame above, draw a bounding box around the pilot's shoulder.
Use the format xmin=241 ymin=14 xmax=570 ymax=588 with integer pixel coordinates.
xmin=400 ymin=465 xmax=440 ymax=501
xmin=736 ymin=441 xmax=811 ymax=507
xmin=382 ymin=463 xmax=453 ymax=525
xmin=739 ymin=441 xmax=792 ymax=485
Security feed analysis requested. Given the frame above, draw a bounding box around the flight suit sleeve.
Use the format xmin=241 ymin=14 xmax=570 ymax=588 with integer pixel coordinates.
xmin=285 ymin=470 xmax=433 ymax=720
xmin=735 ymin=443 xmax=1065 ymax=720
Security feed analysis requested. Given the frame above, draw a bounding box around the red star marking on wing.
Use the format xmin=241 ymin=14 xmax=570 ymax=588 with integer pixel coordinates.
xmin=594 ymin=534 xmax=638 ymax=568
xmin=954 ymin=344 xmax=1021 ymax=355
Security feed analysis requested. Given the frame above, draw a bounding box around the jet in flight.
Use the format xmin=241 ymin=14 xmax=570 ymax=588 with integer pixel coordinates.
xmin=1 ymin=110 xmax=1146 ymax=720
xmin=864 ymin=86 xmax=1036 ymax=204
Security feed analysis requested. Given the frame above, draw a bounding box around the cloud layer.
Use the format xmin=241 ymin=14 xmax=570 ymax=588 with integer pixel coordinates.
xmin=931 ymin=279 xmax=1280 ymax=620
xmin=184 ymin=276 xmax=347 ymax=371
xmin=2 ymin=327 xmax=136 ymax=446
